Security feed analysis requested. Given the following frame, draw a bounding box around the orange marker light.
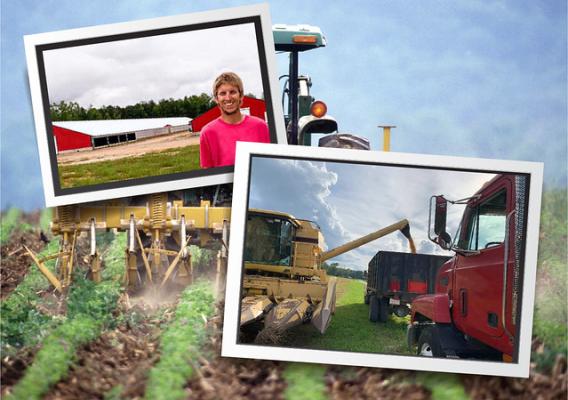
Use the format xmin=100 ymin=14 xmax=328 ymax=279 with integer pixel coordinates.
xmin=310 ymin=100 xmax=327 ymax=118
xmin=292 ymin=35 xmax=318 ymax=44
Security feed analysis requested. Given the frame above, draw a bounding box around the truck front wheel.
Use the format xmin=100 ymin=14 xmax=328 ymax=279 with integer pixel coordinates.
xmin=417 ymin=326 xmax=446 ymax=357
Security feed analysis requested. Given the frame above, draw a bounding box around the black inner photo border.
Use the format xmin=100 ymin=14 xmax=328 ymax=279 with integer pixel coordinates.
xmin=236 ymin=152 xmax=531 ymax=364
xmin=34 ymin=16 xmax=276 ymax=196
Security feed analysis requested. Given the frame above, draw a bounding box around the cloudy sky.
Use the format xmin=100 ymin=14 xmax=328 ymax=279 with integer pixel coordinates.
xmin=1 ymin=1 xmax=566 ymax=210
xmin=248 ymin=156 xmax=496 ymax=270
xmin=43 ymin=23 xmax=263 ymax=108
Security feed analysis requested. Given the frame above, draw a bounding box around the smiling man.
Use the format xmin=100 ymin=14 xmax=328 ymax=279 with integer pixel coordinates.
xmin=199 ymin=72 xmax=270 ymax=168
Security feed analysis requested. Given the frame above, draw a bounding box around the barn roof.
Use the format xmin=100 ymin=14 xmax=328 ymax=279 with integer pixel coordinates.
xmin=52 ymin=117 xmax=192 ymax=137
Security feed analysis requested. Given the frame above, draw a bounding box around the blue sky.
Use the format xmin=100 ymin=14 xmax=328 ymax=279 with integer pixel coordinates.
xmin=248 ymin=156 xmax=496 ymax=270
xmin=1 ymin=1 xmax=566 ymax=210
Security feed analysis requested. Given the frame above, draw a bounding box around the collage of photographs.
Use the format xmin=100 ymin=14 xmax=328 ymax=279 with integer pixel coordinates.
xmin=1 ymin=2 xmax=566 ymax=399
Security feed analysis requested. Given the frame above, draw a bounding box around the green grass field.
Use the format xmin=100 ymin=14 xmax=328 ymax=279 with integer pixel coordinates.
xmin=58 ymin=145 xmax=200 ymax=188
xmin=287 ymin=278 xmax=412 ymax=355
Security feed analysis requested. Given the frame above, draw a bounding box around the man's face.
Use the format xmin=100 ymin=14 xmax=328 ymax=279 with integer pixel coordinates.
xmin=215 ymin=83 xmax=243 ymax=116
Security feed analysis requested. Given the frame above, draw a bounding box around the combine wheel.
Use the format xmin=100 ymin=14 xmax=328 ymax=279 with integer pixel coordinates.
xmin=369 ymin=295 xmax=379 ymax=322
xmin=417 ymin=326 xmax=446 ymax=357
xmin=378 ymin=297 xmax=390 ymax=322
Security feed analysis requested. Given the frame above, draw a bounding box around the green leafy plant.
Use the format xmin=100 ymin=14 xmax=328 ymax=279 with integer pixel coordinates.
xmin=532 ymin=189 xmax=567 ymax=371
xmin=7 ymin=233 xmax=126 ymax=399
xmin=1 ymin=240 xmax=62 ymax=349
xmin=1 ymin=208 xmax=22 ymax=244
xmin=144 ymin=281 xmax=215 ymax=400
xmin=283 ymin=363 xmax=327 ymax=400
xmin=9 ymin=316 xmax=102 ymax=400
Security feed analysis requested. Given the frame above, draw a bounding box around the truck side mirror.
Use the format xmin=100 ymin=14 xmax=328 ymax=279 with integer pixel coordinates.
xmin=433 ymin=196 xmax=452 ymax=250
xmin=434 ymin=196 xmax=447 ymax=236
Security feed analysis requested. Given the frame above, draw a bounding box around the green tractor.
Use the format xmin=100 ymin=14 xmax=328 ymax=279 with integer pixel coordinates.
xmin=273 ymin=24 xmax=370 ymax=149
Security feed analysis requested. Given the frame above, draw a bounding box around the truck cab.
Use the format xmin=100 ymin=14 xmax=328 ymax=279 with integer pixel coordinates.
xmin=408 ymin=174 xmax=529 ymax=360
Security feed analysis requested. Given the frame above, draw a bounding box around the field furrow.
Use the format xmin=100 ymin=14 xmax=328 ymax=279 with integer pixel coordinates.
xmin=3 ymin=232 xmax=124 ymax=399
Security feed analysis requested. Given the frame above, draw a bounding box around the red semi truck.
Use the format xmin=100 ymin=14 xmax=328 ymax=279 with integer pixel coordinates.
xmin=407 ymin=173 xmax=529 ymax=361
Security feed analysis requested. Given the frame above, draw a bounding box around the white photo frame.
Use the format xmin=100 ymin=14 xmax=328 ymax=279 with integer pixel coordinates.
xmin=222 ymin=142 xmax=544 ymax=378
xmin=24 ymin=4 xmax=286 ymax=207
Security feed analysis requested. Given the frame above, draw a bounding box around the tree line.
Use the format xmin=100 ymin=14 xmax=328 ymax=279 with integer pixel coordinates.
xmin=49 ymin=94 xmax=215 ymax=121
xmin=322 ymin=262 xmax=367 ymax=280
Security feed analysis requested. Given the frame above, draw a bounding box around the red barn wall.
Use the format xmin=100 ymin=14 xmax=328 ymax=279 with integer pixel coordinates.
xmin=191 ymin=97 xmax=266 ymax=132
xmin=53 ymin=126 xmax=92 ymax=152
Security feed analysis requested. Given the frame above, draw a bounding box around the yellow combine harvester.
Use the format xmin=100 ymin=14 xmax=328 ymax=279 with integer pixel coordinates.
xmin=240 ymin=209 xmax=415 ymax=339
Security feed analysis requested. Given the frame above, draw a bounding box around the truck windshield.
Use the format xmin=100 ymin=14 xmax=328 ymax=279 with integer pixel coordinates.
xmin=244 ymin=214 xmax=294 ymax=266
xmin=459 ymin=189 xmax=507 ymax=251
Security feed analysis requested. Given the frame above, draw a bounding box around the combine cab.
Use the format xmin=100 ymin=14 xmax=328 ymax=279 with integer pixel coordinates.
xmin=240 ymin=209 xmax=415 ymax=341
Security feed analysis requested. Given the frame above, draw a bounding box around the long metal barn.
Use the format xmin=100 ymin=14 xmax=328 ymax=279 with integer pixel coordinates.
xmin=52 ymin=117 xmax=192 ymax=153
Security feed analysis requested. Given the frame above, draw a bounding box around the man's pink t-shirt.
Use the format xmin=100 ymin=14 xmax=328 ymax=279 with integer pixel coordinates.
xmin=199 ymin=115 xmax=270 ymax=168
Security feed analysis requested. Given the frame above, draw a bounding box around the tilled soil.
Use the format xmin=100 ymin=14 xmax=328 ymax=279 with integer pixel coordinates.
xmin=0 ymin=211 xmax=46 ymax=299
xmin=325 ymin=367 xmax=430 ymax=400
xmin=44 ymin=300 xmax=169 ymax=400
xmin=186 ymin=307 xmax=288 ymax=400
xmin=0 ymin=345 xmax=40 ymax=397
xmin=463 ymin=356 xmax=567 ymax=400
xmin=1 ymin=228 xmax=567 ymax=399
xmin=188 ymin=355 xmax=287 ymax=400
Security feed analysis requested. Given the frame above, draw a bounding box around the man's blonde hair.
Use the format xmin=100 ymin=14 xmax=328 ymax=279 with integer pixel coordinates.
xmin=212 ymin=72 xmax=244 ymax=98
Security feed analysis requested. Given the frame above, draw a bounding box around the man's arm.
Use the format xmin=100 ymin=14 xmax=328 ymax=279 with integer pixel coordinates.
xmin=199 ymin=132 xmax=213 ymax=168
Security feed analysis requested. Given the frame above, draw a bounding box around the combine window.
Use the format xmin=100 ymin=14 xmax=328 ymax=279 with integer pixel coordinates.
xmin=461 ymin=190 xmax=507 ymax=251
xmin=244 ymin=214 xmax=294 ymax=266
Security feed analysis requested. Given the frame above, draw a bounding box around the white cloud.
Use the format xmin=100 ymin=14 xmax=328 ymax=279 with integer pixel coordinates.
xmin=43 ymin=23 xmax=263 ymax=107
xmin=248 ymin=156 xmax=496 ymax=271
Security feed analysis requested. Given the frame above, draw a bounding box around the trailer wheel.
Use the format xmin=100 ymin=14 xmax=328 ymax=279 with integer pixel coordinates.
xmin=369 ymin=295 xmax=380 ymax=322
xmin=417 ymin=326 xmax=446 ymax=357
xmin=378 ymin=297 xmax=389 ymax=322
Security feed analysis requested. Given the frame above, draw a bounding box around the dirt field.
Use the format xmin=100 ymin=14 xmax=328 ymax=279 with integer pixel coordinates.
xmin=1 ymin=215 xmax=566 ymax=399
xmin=57 ymin=132 xmax=200 ymax=166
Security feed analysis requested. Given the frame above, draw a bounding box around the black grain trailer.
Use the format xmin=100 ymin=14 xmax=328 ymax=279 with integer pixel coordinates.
xmin=365 ymin=251 xmax=450 ymax=322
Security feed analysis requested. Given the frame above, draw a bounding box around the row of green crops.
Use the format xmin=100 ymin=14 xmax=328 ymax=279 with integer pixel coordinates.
xmin=144 ymin=281 xmax=215 ymax=400
xmin=1 ymin=208 xmax=22 ymax=244
xmin=8 ymin=233 xmax=126 ymax=400
xmin=1 ymin=239 xmax=62 ymax=349
xmin=0 ymin=208 xmax=52 ymax=245
xmin=39 ymin=208 xmax=53 ymax=232
xmin=1 ymin=230 xmax=117 ymax=350
xmin=1 ymin=208 xmax=54 ymax=350
xmin=532 ymin=189 xmax=567 ymax=370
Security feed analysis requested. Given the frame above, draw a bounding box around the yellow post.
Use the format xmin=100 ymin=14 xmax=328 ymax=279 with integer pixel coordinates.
xmin=378 ymin=125 xmax=396 ymax=152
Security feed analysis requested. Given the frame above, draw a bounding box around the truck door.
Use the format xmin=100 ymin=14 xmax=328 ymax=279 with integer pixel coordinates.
xmin=452 ymin=177 xmax=515 ymax=354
